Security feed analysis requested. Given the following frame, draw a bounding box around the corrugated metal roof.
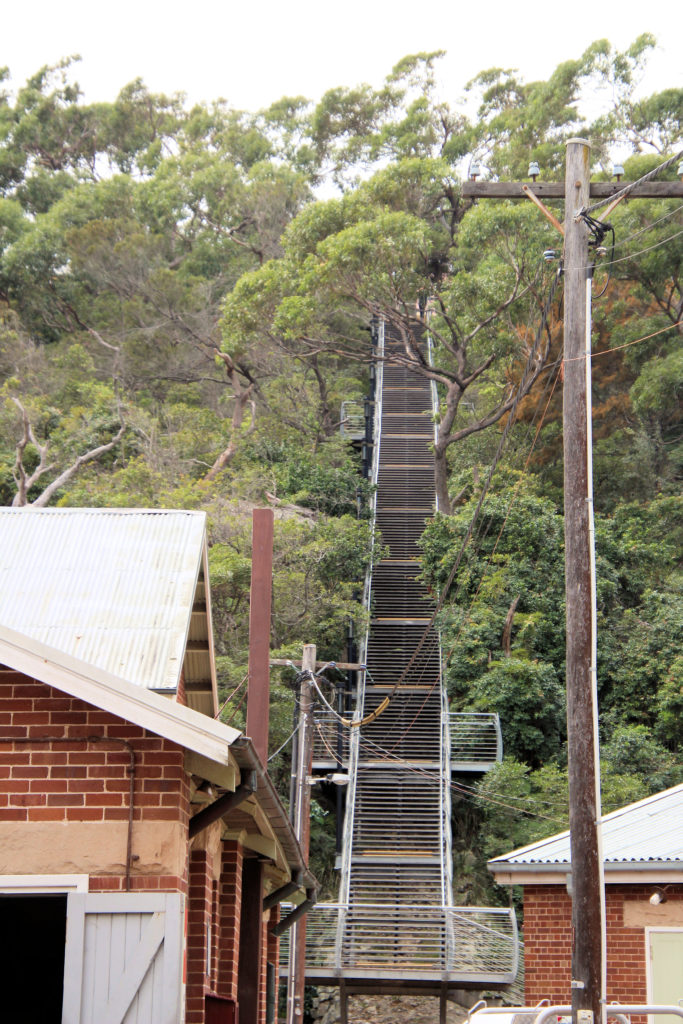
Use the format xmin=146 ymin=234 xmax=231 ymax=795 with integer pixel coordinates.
xmin=489 ymin=784 xmax=683 ymax=868
xmin=0 ymin=508 xmax=207 ymax=693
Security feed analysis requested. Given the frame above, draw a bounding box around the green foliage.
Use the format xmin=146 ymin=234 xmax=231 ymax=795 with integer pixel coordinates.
xmin=476 ymin=751 xmax=663 ymax=867
xmin=468 ymin=659 xmax=565 ymax=767
xmin=422 ymin=481 xmax=566 ymax=682
xmin=601 ymin=725 xmax=683 ymax=791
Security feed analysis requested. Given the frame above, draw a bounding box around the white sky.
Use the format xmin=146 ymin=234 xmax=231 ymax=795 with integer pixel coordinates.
xmin=4 ymin=0 xmax=681 ymax=115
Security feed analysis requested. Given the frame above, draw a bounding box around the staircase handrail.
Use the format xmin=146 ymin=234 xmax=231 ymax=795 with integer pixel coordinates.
xmin=336 ymin=320 xmax=384 ymax=919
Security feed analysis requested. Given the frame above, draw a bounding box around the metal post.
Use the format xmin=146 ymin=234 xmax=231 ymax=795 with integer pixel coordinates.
xmin=439 ymin=984 xmax=448 ymax=1024
xmin=287 ymin=644 xmax=316 ymax=1024
xmin=563 ymin=138 xmax=603 ymax=1024
xmin=246 ymin=508 xmax=274 ymax=764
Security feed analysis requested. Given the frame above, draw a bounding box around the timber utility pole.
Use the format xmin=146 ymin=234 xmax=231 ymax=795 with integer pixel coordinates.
xmin=463 ymin=144 xmax=683 ymax=1024
xmin=562 ymin=138 xmax=603 ymax=1024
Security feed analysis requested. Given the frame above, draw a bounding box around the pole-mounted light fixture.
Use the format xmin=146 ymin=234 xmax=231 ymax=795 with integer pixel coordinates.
xmin=306 ymin=773 xmax=349 ymax=786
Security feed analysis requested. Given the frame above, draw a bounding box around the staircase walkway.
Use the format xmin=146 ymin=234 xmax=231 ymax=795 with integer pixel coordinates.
xmin=284 ymin=321 xmax=517 ymax=995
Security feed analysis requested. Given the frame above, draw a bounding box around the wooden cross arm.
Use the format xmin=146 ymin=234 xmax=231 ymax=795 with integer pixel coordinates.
xmin=462 ymin=181 xmax=683 ymax=199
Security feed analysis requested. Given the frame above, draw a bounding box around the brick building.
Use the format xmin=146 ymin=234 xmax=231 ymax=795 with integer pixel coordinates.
xmin=488 ymin=785 xmax=683 ymax=1014
xmin=0 ymin=508 xmax=314 ymax=1024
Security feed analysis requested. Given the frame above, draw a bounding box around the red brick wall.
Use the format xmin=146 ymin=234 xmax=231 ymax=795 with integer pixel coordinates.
xmin=187 ymin=844 xmax=278 ymax=1024
xmin=523 ymin=883 xmax=683 ymax=1010
xmin=1 ymin=666 xmax=284 ymax=1024
xmin=0 ymin=667 xmax=189 ymax=891
xmin=187 ymin=849 xmax=213 ymax=1024
xmin=218 ymin=840 xmax=243 ymax=1003
xmin=523 ymin=885 xmax=573 ymax=1004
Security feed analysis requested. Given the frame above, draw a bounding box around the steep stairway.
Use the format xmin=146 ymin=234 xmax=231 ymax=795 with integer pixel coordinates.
xmin=285 ymin=319 xmax=517 ymax=998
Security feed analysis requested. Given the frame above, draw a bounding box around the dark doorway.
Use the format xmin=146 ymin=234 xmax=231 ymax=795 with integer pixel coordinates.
xmin=237 ymin=859 xmax=264 ymax=1024
xmin=0 ymin=893 xmax=67 ymax=1021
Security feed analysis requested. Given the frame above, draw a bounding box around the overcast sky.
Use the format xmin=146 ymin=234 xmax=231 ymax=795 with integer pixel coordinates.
xmin=4 ymin=0 xmax=680 ymax=115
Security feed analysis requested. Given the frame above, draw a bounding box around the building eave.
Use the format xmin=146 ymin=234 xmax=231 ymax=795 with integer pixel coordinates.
xmin=489 ymin=862 xmax=683 ymax=886
xmin=0 ymin=624 xmax=316 ymax=893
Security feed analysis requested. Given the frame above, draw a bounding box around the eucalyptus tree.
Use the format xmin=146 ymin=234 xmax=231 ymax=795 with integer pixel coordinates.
xmin=223 ymin=156 xmax=558 ymax=511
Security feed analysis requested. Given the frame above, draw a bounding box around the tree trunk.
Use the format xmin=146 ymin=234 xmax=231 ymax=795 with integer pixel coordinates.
xmin=433 ymin=384 xmax=462 ymax=515
xmin=502 ymin=596 xmax=520 ymax=656
xmin=434 ymin=442 xmax=451 ymax=514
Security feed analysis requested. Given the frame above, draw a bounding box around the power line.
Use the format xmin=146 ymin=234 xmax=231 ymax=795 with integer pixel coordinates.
xmin=560 ymin=320 xmax=681 ymax=365
xmin=611 ymin=204 xmax=683 ymax=250
xmin=215 ymin=672 xmax=248 ymax=719
xmin=353 ymin=729 xmax=566 ymax=824
xmin=601 ymin=227 xmax=683 ymax=267
xmin=375 ymin=271 xmax=563 ymax=709
xmin=311 ymin=303 xmax=566 ymax=755
xmin=268 ymin=721 xmax=301 ymax=762
xmin=311 ymin=716 xmax=565 ymax=824
xmin=582 ymin=149 xmax=683 ymax=216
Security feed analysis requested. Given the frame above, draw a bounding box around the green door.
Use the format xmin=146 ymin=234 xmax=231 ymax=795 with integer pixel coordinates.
xmin=650 ymin=930 xmax=683 ymax=1024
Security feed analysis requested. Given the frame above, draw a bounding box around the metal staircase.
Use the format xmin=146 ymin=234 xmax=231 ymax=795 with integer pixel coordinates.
xmin=284 ymin=320 xmax=517 ymax=995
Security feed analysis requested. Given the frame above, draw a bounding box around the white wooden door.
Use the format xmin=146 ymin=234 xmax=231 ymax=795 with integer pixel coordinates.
xmin=649 ymin=929 xmax=683 ymax=1024
xmin=62 ymin=892 xmax=184 ymax=1024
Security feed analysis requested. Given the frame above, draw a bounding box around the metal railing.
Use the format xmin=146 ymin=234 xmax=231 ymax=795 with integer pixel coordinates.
xmin=450 ymin=712 xmax=503 ymax=768
xmin=440 ymin=684 xmax=454 ymax=907
xmin=280 ymin=902 xmax=518 ymax=982
xmin=339 ymin=401 xmax=366 ymax=439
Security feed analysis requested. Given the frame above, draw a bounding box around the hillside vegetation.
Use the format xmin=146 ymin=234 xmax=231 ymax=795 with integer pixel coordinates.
xmin=0 ymin=40 xmax=680 ymax=896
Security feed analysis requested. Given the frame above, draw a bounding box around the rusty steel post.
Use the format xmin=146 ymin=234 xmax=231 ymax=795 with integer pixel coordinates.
xmin=246 ymin=508 xmax=274 ymax=764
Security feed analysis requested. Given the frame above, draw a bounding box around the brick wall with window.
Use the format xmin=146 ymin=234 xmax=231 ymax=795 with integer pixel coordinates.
xmin=523 ymin=883 xmax=683 ymax=1015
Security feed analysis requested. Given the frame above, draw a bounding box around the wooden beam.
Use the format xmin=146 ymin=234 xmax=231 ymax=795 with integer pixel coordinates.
xmin=269 ymin=658 xmax=365 ymax=671
xmin=462 ymin=180 xmax=683 ymax=199
xmin=188 ymin=772 xmax=256 ymax=838
xmin=185 ymin=750 xmax=237 ymax=792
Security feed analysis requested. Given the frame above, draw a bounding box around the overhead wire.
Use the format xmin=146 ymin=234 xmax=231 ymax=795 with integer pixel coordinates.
xmin=562 ymin=321 xmax=680 ymax=364
xmin=268 ymin=721 xmax=301 ymax=762
xmin=581 ymin=149 xmax=683 ymax=217
xmin=311 ymin=716 xmax=565 ymax=827
xmin=319 ymin=719 xmax=567 ymax=824
xmin=359 ymin=236 xmax=679 ymax=778
xmin=302 ymin=271 xmax=564 ymax=749
xmin=363 ymin=269 xmax=564 ymax=721
xmin=215 ymin=672 xmax=248 ymax=719
xmin=609 ymin=203 xmax=683 ymax=250
xmin=348 ymin=271 xmax=556 ymax=731
xmin=442 ymin=358 xmax=564 ymax=668
xmin=299 ymin=290 xmax=574 ymax=837
xmin=595 ymin=227 xmax=683 ymax=268
xmin=309 ymin=346 xmax=563 ymax=755
xmin=367 ymin=267 xmax=561 ymax=740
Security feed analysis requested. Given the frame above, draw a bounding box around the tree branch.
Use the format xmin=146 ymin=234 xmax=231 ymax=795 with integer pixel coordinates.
xmin=30 ymin=424 xmax=126 ymax=507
